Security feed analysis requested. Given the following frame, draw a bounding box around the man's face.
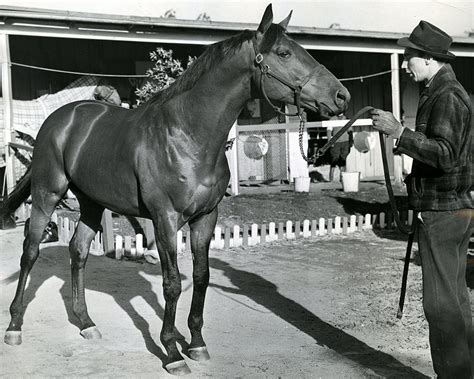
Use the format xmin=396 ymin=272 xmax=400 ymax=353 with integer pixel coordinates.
xmin=401 ymin=48 xmax=429 ymax=82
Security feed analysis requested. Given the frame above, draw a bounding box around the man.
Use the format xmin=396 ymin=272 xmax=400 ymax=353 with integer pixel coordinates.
xmin=371 ymin=21 xmax=473 ymax=378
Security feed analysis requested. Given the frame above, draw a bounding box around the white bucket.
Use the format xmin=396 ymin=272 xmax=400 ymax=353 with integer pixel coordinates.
xmin=342 ymin=172 xmax=360 ymax=192
xmin=294 ymin=176 xmax=311 ymax=193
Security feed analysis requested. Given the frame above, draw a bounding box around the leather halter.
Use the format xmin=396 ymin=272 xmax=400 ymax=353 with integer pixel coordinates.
xmin=251 ymin=35 xmax=323 ymax=118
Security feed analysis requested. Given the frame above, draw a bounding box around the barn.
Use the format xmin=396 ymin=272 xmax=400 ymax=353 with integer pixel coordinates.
xmin=1 ymin=5 xmax=473 ymax=195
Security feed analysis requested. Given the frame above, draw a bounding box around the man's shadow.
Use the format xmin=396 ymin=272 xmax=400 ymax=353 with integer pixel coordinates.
xmin=209 ymin=257 xmax=429 ymax=378
xmin=2 ymin=245 xmax=190 ymax=367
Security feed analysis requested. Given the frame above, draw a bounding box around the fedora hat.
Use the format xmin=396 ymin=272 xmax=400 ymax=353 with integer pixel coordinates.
xmin=397 ymin=20 xmax=455 ymax=60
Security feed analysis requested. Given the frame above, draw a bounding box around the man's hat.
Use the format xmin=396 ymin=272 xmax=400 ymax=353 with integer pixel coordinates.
xmin=397 ymin=20 xmax=455 ymax=60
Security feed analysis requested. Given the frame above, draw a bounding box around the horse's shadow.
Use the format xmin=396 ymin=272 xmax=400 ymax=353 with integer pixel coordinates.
xmin=209 ymin=257 xmax=429 ymax=378
xmin=2 ymin=245 xmax=190 ymax=367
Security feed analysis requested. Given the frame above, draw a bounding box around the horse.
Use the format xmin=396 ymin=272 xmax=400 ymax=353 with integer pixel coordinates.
xmin=2 ymin=4 xmax=350 ymax=375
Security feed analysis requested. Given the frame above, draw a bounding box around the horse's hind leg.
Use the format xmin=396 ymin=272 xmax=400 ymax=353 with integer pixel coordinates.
xmin=69 ymin=196 xmax=104 ymax=340
xmin=4 ymin=185 xmax=67 ymax=345
xmin=187 ymin=208 xmax=217 ymax=362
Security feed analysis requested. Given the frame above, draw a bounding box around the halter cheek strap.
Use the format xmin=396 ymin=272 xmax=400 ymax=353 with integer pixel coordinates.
xmin=251 ymin=36 xmax=323 ymax=118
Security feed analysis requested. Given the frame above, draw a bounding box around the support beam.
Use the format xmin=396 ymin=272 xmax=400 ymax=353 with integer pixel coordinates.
xmin=391 ymin=52 xmax=403 ymax=183
xmin=0 ymin=33 xmax=15 ymax=194
xmin=226 ymin=122 xmax=239 ymax=196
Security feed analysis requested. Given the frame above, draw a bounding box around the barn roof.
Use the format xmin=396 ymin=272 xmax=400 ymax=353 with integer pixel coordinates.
xmin=1 ymin=6 xmax=473 ymax=55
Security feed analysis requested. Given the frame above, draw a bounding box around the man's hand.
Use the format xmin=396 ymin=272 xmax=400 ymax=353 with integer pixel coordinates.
xmin=370 ymin=109 xmax=404 ymax=139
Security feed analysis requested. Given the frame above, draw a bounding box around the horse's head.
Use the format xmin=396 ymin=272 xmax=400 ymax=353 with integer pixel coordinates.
xmin=252 ymin=4 xmax=350 ymax=118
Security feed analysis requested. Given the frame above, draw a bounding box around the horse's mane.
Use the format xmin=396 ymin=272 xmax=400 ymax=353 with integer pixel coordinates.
xmin=145 ymin=24 xmax=283 ymax=106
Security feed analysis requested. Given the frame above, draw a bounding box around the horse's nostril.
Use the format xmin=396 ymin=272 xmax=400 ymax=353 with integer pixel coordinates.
xmin=336 ymin=89 xmax=350 ymax=106
xmin=336 ymin=90 xmax=346 ymax=102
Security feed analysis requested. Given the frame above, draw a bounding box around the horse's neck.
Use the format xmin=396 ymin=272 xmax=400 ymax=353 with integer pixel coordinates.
xmin=180 ymin=45 xmax=254 ymax=145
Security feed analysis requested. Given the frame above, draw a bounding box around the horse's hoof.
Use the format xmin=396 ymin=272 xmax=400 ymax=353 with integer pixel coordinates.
xmin=80 ymin=326 xmax=102 ymax=340
xmin=188 ymin=346 xmax=210 ymax=362
xmin=165 ymin=360 xmax=191 ymax=376
xmin=4 ymin=330 xmax=22 ymax=345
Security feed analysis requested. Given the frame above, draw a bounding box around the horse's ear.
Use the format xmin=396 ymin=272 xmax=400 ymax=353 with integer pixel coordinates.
xmin=257 ymin=4 xmax=273 ymax=34
xmin=278 ymin=10 xmax=292 ymax=30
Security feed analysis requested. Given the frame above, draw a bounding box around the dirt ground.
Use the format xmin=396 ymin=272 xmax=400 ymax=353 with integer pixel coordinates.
xmin=2 ymin=225 xmax=473 ymax=378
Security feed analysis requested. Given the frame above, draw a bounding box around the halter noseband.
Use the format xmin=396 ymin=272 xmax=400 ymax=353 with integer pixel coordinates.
xmin=251 ymin=36 xmax=322 ymax=118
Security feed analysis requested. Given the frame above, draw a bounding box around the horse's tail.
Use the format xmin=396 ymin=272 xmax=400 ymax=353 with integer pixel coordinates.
xmin=0 ymin=167 xmax=31 ymax=229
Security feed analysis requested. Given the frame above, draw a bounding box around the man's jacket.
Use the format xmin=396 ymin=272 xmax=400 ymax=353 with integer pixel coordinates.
xmin=396 ymin=64 xmax=473 ymax=211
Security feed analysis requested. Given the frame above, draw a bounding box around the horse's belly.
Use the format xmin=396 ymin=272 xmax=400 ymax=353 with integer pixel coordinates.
xmin=68 ymin=157 xmax=142 ymax=216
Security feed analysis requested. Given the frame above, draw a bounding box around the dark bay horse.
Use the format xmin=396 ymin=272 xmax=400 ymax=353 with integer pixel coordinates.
xmin=2 ymin=4 xmax=349 ymax=375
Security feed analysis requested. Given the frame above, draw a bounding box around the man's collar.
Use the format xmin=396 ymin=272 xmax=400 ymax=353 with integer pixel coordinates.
xmin=424 ymin=63 xmax=445 ymax=87
xmin=421 ymin=64 xmax=455 ymax=97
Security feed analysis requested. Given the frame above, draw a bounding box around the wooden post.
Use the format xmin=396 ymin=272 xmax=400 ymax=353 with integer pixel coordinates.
xmin=177 ymin=230 xmax=184 ymax=252
xmin=226 ymin=122 xmax=239 ymax=195
xmin=342 ymin=217 xmax=348 ymax=235
xmin=319 ymin=218 xmax=326 ymax=236
xmin=391 ymin=52 xmax=403 ymax=183
xmin=136 ymin=234 xmax=144 ymax=258
xmin=294 ymin=221 xmax=300 ymax=239
xmin=327 ymin=218 xmax=333 ymax=235
xmin=214 ymin=226 xmax=222 ymax=249
xmin=115 ymin=235 xmax=123 ymax=260
xmin=124 ymin=236 xmax=132 ymax=257
xmin=358 ymin=215 xmax=364 ymax=232
xmin=311 ymin=220 xmax=318 ymax=237
xmin=286 ymin=221 xmax=293 ymax=239
xmin=261 ymin=224 xmax=267 ymax=244
xmin=365 ymin=214 xmax=372 ymax=229
xmin=101 ymin=209 xmax=114 ymax=255
xmin=303 ymin=220 xmax=310 ymax=238
xmin=224 ymin=227 xmax=231 ymax=248
xmin=0 ymin=33 xmax=15 ymax=194
xmin=334 ymin=216 xmax=341 ymax=234
xmin=251 ymin=224 xmax=258 ymax=245
xmin=350 ymin=215 xmax=357 ymax=233
xmin=145 ymin=219 xmax=157 ymax=251
xmin=242 ymin=224 xmax=249 ymax=247
xmin=278 ymin=222 xmax=284 ymax=240
xmin=186 ymin=230 xmax=191 ymax=251
xmin=379 ymin=212 xmax=386 ymax=228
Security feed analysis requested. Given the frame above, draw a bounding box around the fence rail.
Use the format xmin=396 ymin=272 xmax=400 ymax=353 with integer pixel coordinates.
xmin=21 ymin=207 xmax=414 ymax=264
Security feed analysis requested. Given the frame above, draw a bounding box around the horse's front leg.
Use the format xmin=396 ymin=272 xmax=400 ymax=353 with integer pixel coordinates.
xmin=187 ymin=208 xmax=218 ymax=362
xmin=151 ymin=212 xmax=190 ymax=375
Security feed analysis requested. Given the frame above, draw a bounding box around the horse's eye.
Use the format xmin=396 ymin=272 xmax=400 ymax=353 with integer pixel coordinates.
xmin=278 ymin=51 xmax=291 ymax=58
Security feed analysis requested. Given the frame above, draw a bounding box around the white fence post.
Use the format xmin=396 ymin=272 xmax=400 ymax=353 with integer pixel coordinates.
xmin=319 ymin=217 xmax=326 ymax=236
xmin=303 ymin=219 xmax=310 ymax=238
xmin=232 ymin=225 xmax=241 ymax=247
xmin=334 ymin=216 xmax=342 ymax=234
xmin=286 ymin=220 xmax=293 ymax=239
xmin=268 ymin=222 xmax=276 ymax=242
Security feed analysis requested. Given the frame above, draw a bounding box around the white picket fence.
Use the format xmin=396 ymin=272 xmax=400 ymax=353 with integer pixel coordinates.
xmin=53 ymin=210 xmax=414 ymax=263
xmin=17 ymin=203 xmax=414 ymax=264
